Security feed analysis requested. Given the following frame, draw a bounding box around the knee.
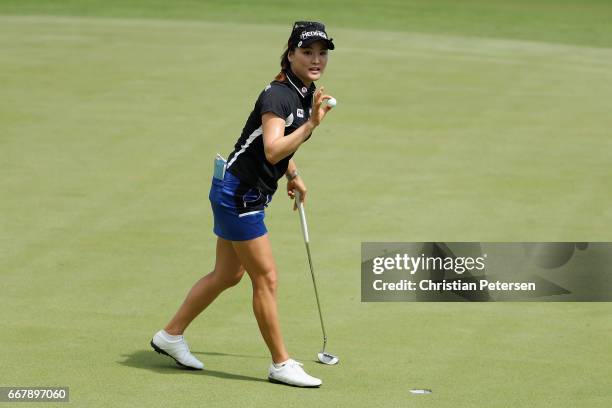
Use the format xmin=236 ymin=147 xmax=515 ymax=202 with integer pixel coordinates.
xmin=226 ymin=268 xmax=245 ymax=288
xmin=211 ymin=267 xmax=245 ymax=289
xmin=252 ymin=269 xmax=278 ymax=293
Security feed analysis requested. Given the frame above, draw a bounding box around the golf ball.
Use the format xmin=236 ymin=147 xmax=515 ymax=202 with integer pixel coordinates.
xmin=323 ymin=97 xmax=337 ymax=108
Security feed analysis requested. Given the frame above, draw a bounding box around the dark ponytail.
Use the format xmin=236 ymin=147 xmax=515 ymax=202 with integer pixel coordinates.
xmin=274 ymin=45 xmax=294 ymax=81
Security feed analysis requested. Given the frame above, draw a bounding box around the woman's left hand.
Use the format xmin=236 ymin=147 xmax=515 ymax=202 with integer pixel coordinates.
xmin=287 ymin=177 xmax=307 ymax=211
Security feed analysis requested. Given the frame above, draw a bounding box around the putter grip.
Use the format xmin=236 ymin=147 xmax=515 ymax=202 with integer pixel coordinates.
xmin=295 ymin=190 xmax=310 ymax=243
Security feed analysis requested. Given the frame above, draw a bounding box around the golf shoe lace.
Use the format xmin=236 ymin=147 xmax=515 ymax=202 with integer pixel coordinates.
xmin=287 ymin=359 xmax=303 ymax=367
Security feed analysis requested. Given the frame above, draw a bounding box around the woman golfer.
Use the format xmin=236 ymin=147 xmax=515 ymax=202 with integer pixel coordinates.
xmin=151 ymin=21 xmax=335 ymax=387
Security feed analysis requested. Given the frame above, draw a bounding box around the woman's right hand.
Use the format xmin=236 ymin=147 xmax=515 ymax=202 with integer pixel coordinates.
xmin=309 ymin=86 xmax=334 ymax=127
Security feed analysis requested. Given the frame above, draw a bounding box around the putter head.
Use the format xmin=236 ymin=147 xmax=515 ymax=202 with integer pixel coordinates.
xmin=317 ymin=352 xmax=339 ymax=365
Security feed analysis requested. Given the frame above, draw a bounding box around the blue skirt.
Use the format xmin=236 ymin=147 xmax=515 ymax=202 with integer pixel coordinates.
xmin=209 ymin=171 xmax=272 ymax=241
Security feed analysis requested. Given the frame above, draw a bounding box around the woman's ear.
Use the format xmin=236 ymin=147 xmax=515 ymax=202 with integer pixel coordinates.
xmin=288 ymin=49 xmax=295 ymax=63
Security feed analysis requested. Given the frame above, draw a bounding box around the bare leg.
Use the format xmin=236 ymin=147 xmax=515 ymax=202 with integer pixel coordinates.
xmin=164 ymin=237 xmax=244 ymax=335
xmin=232 ymin=234 xmax=289 ymax=364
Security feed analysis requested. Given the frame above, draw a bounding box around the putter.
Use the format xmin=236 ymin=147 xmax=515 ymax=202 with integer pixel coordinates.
xmin=294 ymin=190 xmax=339 ymax=365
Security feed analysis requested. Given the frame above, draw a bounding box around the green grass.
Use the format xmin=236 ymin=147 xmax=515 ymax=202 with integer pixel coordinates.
xmin=1 ymin=2 xmax=612 ymax=408
xmin=1 ymin=0 xmax=612 ymax=47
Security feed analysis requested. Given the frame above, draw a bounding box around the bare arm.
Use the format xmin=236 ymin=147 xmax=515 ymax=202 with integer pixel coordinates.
xmin=262 ymin=114 xmax=315 ymax=165
xmin=262 ymin=87 xmax=333 ymax=165
xmin=285 ymin=159 xmax=307 ymax=210
xmin=286 ymin=158 xmax=298 ymax=179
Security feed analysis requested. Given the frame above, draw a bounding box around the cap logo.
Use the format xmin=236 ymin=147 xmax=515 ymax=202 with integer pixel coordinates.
xmin=298 ymin=40 xmax=303 ymax=47
xmin=300 ymin=30 xmax=327 ymax=40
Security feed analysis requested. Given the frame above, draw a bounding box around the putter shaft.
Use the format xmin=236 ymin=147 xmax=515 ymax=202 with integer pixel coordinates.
xmin=295 ymin=191 xmax=328 ymax=353
xmin=304 ymin=240 xmax=328 ymax=352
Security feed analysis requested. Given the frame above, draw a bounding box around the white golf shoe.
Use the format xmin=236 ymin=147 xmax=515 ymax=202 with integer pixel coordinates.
xmin=268 ymin=359 xmax=322 ymax=387
xmin=150 ymin=330 xmax=204 ymax=370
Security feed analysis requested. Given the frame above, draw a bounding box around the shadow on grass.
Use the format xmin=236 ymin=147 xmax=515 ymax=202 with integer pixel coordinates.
xmin=192 ymin=350 xmax=313 ymax=363
xmin=118 ymin=350 xmax=268 ymax=383
xmin=191 ymin=350 xmax=269 ymax=360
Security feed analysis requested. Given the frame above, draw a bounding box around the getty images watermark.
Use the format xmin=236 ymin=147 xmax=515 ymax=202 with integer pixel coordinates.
xmin=361 ymin=242 xmax=612 ymax=301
